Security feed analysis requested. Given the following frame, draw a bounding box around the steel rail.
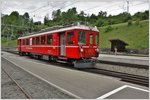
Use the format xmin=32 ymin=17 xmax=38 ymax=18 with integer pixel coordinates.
xmin=83 ymin=68 xmax=149 ymax=87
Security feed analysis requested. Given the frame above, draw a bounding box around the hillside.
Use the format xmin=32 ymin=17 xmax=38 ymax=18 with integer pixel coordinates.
xmin=2 ymin=20 xmax=149 ymax=49
xmin=99 ymin=20 xmax=149 ymax=49
xmin=2 ymin=37 xmax=17 ymax=48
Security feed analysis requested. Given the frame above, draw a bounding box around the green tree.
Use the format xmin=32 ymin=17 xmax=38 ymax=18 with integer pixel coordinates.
xmin=52 ymin=9 xmax=61 ymax=21
xmin=78 ymin=11 xmax=86 ymax=21
xmin=10 ymin=11 xmax=19 ymax=17
xmin=96 ymin=19 xmax=104 ymax=27
xmin=98 ymin=11 xmax=107 ymax=18
xmin=133 ymin=10 xmax=149 ymax=20
xmin=44 ymin=16 xmax=49 ymax=25
xmin=23 ymin=12 xmax=30 ymax=20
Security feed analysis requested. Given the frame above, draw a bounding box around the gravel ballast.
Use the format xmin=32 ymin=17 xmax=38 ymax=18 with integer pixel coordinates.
xmin=1 ymin=57 xmax=75 ymax=99
xmin=1 ymin=70 xmax=28 ymax=99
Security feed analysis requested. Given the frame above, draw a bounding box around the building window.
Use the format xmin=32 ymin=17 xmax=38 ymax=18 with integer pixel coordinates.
xmin=41 ymin=36 xmax=46 ymax=44
xmin=47 ymin=35 xmax=52 ymax=44
xmin=90 ymin=34 xmax=93 ymax=44
xmin=78 ymin=31 xmax=86 ymax=45
xmin=36 ymin=37 xmax=40 ymax=45
xmin=67 ymin=32 xmax=74 ymax=44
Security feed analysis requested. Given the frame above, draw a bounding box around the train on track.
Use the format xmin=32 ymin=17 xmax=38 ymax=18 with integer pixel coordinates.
xmin=18 ymin=22 xmax=100 ymax=68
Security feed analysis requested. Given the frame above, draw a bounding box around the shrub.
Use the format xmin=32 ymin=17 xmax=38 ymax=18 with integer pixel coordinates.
xmin=139 ymin=24 xmax=143 ymax=27
xmin=128 ymin=20 xmax=132 ymax=26
xmin=115 ymin=27 xmax=118 ymax=30
xmin=96 ymin=19 xmax=104 ymax=27
xmin=105 ymin=26 xmax=113 ymax=32
xmin=135 ymin=19 xmax=140 ymax=25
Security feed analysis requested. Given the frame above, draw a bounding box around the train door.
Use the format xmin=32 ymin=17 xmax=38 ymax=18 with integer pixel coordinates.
xmin=18 ymin=39 xmax=21 ymax=51
xmin=60 ymin=32 xmax=66 ymax=56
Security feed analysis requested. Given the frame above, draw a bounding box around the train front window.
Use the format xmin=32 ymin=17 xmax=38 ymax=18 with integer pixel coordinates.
xmin=67 ymin=32 xmax=74 ymax=44
xmin=78 ymin=31 xmax=86 ymax=45
xmin=90 ymin=34 xmax=93 ymax=44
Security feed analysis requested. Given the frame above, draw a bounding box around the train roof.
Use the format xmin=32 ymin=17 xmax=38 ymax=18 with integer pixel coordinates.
xmin=18 ymin=23 xmax=99 ymax=39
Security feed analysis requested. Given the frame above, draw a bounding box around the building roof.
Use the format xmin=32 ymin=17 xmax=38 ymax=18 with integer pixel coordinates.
xmin=109 ymin=39 xmax=128 ymax=45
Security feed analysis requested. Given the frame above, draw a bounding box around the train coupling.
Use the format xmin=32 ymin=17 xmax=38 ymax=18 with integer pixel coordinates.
xmin=73 ymin=59 xmax=97 ymax=68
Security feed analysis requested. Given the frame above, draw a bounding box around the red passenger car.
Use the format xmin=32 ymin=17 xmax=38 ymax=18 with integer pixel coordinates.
xmin=18 ymin=23 xmax=100 ymax=68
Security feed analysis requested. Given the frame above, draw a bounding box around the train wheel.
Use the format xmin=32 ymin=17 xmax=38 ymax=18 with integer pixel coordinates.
xmin=48 ymin=56 xmax=52 ymax=61
xmin=22 ymin=52 xmax=26 ymax=56
xmin=29 ymin=53 xmax=34 ymax=59
xmin=49 ymin=56 xmax=57 ymax=62
xmin=19 ymin=52 xmax=23 ymax=56
xmin=68 ymin=59 xmax=74 ymax=65
xmin=38 ymin=55 xmax=42 ymax=60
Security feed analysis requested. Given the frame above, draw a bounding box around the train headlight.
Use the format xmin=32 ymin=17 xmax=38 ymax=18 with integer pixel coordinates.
xmin=96 ymin=48 xmax=99 ymax=52
xmin=80 ymin=48 xmax=84 ymax=52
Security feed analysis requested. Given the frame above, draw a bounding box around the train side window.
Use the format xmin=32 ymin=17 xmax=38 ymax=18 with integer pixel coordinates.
xmin=26 ymin=38 xmax=29 ymax=45
xmin=32 ymin=37 xmax=35 ymax=45
xmin=36 ymin=37 xmax=40 ymax=45
xmin=23 ymin=39 xmax=25 ymax=45
xmin=78 ymin=31 xmax=86 ymax=45
xmin=22 ymin=39 xmax=25 ymax=45
xmin=41 ymin=36 xmax=46 ymax=44
xmin=96 ymin=34 xmax=99 ymax=45
xmin=90 ymin=34 xmax=93 ymax=44
xmin=30 ymin=38 xmax=32 ymax=45
xmin=67 ymin=32 xmax=74 ymax=44
xmin=47 ymin=35 xmax=53 ymax=44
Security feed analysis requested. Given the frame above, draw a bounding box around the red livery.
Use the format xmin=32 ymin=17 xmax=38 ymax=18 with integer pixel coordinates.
xmin=18 ymin=23 xmax=100 ymax=68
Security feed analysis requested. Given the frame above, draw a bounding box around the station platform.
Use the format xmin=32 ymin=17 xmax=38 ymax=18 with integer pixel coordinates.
xmin=98 ymin=54 xmax=149 ymax=66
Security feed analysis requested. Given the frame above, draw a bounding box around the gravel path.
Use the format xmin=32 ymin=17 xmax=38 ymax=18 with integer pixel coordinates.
xmin=1 ymin=57 xmax=75 ymax=99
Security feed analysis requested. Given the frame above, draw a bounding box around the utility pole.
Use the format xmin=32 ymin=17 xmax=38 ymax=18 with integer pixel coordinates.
xmin=127 ymin=0 xmax=129 ymax=13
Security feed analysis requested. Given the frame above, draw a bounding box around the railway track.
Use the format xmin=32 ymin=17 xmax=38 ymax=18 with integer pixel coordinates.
xmin=2 ymin=68 xmax=32 ymax=99
xmin=82 ymin=68 xmax=149 ymax=87
xmin=2 ymin=50 xmax=149 ymax=87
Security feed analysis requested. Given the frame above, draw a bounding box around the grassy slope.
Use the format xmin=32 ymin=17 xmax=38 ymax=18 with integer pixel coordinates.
xmin=1 ymin=37 xmax=17 ymax=48
xmin=99 ymin=20 xmax=149 ymax=49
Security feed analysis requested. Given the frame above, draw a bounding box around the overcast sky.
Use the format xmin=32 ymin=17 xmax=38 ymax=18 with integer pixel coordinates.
xmin=1 ymin=0 xmax=149 ymax=22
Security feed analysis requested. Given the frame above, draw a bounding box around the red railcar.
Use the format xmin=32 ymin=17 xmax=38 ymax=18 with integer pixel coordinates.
xmin=18 ymin=23 xmax=100 ymax=68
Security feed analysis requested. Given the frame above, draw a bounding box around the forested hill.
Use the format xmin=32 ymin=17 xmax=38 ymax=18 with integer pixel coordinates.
xmin=1 ymin=7 xmax=149 ymax=49
xmin=1 ymin=7 xmax=149 ymax=37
